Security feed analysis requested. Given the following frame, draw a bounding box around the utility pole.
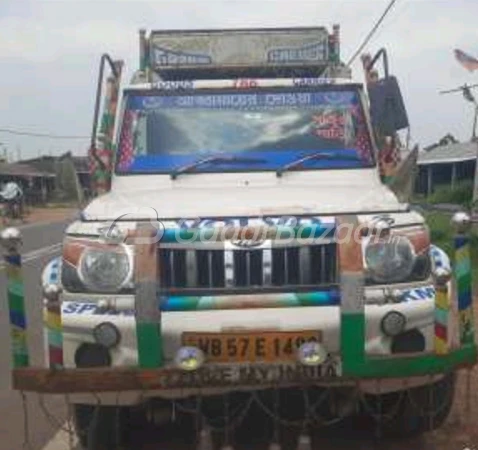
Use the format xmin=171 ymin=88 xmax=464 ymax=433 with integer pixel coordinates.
xmin=440 ymin=83 xmax=478 ymax=140
xmin=439 ymin=84 xmax=478 ymax=221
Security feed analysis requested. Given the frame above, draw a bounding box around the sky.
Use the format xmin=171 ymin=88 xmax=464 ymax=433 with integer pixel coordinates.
xmin=0 ymin=0 xmax=478 ymax=161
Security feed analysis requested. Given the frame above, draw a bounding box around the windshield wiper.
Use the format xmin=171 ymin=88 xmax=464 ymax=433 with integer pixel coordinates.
xmin=276 ymin=151 xmax=361 ymax=178
xmin=170 ymin=156 xmax=267 ymax=180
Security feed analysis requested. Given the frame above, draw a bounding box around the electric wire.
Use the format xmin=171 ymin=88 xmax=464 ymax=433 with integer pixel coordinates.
xmin=346 ymin=0 xmax=399 ymax=66
xmin=0 ymin=127 xmax=89 ymax=140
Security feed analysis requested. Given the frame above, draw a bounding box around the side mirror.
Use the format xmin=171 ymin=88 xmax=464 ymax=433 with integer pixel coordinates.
xmin=368 ymin=76 xmax=409 ymax=136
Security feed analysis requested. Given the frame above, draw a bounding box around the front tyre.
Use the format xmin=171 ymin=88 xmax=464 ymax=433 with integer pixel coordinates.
xmin=363 ymin=371 xmax=456 ymax=438
xmin=73 ymin=404 xmax=131 ymax=450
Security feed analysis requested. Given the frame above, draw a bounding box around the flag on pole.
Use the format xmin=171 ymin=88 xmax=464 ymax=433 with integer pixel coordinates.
xmin=454 ymin=49 xmax=478 ymax=72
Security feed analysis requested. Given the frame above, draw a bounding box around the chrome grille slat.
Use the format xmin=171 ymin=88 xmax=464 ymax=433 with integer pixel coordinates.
xmin=159 ymin=242 xmax=338 ymax=291
xmin=320 ymin=246 xmax=326 ymax=282
xmin=185 ymin=250 xmax=196 ymax=287
xmin=224 ymin=247 xmax=235 ymax=288
xmin=246 ymin=251 xmax=251 ymax=286
xmin=208 ymin=251 xmax=214 ymax=287
xmin=170 ymin=250 xmax=175 ymax=286
xmin=299 ymin=246 xmax=310 ymax=285
xmin=262 ymin=247 xmax=272 ymax=285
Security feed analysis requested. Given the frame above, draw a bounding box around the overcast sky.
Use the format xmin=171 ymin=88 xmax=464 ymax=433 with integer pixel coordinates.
xmin=0 ymin=0 xmax=477 ymax=161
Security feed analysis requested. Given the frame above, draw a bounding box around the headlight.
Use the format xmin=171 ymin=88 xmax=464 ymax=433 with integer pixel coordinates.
xmin=78 ymin=245 xmax=132 ymax=293
xmin=364 ymin=236 xmax=416 ymax=283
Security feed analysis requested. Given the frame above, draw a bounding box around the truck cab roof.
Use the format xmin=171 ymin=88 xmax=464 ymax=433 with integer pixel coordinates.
xmin=133 ymin=25 xmax=352 ymax=85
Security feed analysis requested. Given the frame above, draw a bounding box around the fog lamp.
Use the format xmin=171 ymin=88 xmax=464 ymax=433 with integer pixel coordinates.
xmin=93 ymin=322 xmax=121 ymax=348
xmin=174 ymin=346 xmax=205 ymax=371
xmin=297 ymin=341 xmax=327 ymax=366
xmin=381 ymin=311 xmax=406 ymax=337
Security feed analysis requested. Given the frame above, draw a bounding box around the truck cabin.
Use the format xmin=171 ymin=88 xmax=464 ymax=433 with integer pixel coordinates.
xmin=114 ymin=26 xmax=383 ymax=180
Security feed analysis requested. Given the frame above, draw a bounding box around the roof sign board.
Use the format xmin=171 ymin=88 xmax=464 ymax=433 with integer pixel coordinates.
xmin=148 ymin=28 xmax=334 ymax=70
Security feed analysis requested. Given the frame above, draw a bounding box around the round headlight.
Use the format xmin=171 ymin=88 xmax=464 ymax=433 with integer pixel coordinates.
xmin=297 ymin=341 xmax=328 ymax=366
xmin=381 ymin=311 xmax=406 ymax=337
xmin=365 ymin=236 xmax=416 ymax=283
xmin=93 ymin=322 xmax=121 ymax=348
xmin=174 ymin=346 xmax=205 ymax=371
xmin=79 ymin=246 xmax=131 ymax=292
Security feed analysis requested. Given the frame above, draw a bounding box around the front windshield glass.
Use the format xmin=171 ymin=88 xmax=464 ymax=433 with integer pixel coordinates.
xmin=116 ymin=88 xmax=375 ymax=174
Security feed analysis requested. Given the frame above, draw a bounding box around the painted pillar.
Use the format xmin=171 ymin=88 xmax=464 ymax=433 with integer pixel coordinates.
xmin=452 ymin=212 xmax=475 ymax=346
xmin=134 ymin=224 xmax=162 ymax=368
xmin=337 ymin=215 xmax=365 ymax=375
xmin=427 ymin=165 xmax=433 ymax=197
xmin=43 ymin=258 xmax=63 ymax=369
xmin=433 ymin=270 xmax=450 ymax=354
xmin=1 ymin=228 xmax=29 ymax=368
xmin=451 ymin=162 xmax=457 ymax=191
xmin=90 ymin=60 xmax=123 ymax=197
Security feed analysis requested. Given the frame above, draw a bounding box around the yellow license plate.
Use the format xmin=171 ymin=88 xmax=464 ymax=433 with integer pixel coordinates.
xmin=182 ymin=330 xmax=322 ymax=363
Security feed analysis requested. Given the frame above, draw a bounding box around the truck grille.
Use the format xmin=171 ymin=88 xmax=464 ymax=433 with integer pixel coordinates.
xmin=158 ymin=242 xmax=338 ymax=292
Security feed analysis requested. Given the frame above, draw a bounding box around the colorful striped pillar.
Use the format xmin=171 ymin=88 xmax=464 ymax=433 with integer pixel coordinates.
xmin=43 ymin=272 xmax=63 ymax=369
xmin=134 ymin=224 xmax=162 ymax=368
xmin=337 ymin=215 xmax=365 ymax=375
xmin=434 ymin=281 xmax=450 ymax=354
xmin=1 ymin=228 xmax=29 ymax=368
xmin=452 ymin=212 xmax=475 ymax=346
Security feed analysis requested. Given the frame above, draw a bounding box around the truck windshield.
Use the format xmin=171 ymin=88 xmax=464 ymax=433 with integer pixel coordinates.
xmin=116 ymin=88 xmax=375 ymax=174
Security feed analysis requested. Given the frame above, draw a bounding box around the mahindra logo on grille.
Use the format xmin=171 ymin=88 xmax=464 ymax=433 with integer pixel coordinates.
xmin=229 ymin=237 xmax=266 ymax=248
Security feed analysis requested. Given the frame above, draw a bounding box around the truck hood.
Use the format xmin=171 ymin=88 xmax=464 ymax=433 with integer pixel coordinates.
xmin=81 ymin=170 xmax=406 ymax=221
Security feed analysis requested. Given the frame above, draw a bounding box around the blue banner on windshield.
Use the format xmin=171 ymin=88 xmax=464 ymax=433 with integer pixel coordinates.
xmin=125 ymin=149 xmax=364 ymax=172
xmin=128 ymin=91 xmax=357 ymax=110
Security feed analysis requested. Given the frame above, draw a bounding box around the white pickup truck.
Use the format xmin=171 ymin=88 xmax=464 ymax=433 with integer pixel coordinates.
xmin=38 ymin=26 xmax=475 ymax=449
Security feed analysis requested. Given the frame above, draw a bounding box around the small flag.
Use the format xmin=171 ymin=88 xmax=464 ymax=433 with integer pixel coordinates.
xmin=454 ymin=49 xmax=478 ymax=72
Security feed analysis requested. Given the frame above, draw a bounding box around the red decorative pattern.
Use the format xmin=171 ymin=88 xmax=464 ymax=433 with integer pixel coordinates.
xmin=117 ymin=110 xmax=136 ymax=170
xmin=355 ymin=129 xmax=372 ymax=162
xmin=378 ymin=137 xmax=402 ymax=179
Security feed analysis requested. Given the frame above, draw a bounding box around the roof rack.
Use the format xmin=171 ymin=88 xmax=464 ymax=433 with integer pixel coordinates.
xmin=136 ymin=26 xmax=351 ymax=82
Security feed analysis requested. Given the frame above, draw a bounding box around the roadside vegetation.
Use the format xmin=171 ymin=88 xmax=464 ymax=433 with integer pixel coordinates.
xmin=419 ymin=180 xmax=478 ymax=283
xmin=425 ymin=180 xmax=475 ymax=209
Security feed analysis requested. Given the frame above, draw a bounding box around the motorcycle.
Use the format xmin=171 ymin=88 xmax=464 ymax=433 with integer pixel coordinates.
xmin=0 ymin=182 xmax=25 ymax=224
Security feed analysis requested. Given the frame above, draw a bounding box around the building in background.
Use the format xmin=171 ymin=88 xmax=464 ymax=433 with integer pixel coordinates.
xmin=415 ymin=141 xmax=477 ymax=197
xmin=0 ymin=152 xmax=91 ymax=205
xmin=20 ymin=153 xmax=91 ymax=200
xmin=0 ymin=162 xmax=55 ymax=205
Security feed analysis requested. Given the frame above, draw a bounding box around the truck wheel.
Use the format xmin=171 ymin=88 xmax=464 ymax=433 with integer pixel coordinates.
xmin=364 ymin=372 xmax=456 ymax=438
xmin=73 ymin=404 xmax=130 ymax=450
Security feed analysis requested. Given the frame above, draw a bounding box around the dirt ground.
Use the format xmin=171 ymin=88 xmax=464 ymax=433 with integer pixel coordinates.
xmin=137 ymin=368 xmax=478 ymax=450
xmin=138 ymin=299 xmax=478 ymax=450
xmin=1 ymin=206 xmax=78 ymax=228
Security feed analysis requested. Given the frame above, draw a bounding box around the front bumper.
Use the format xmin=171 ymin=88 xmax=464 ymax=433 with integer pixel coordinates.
xmin=39 ymin=282 xmax=461 ymax=404
xmin=58 ymin=285 xmax=436 ymax=367
xmin=31 ymin=218 xmax=476 ymax=404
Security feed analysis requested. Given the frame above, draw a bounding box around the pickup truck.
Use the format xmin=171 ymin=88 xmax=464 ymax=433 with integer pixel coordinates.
xmin=27 ymin=25 xmax=476 ymax=449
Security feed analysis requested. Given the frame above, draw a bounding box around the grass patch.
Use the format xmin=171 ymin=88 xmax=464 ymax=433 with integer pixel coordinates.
xmin=424 ymin=180 xmax=475 ymax=209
